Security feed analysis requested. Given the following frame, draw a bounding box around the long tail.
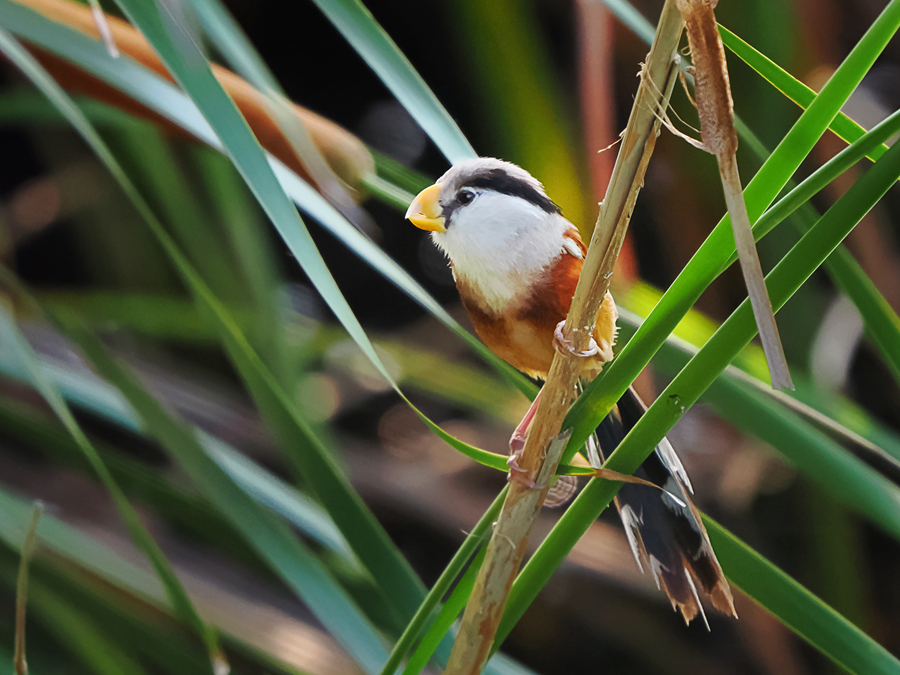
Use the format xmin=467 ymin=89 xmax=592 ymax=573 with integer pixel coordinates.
xmin=592 ymin=386 xmax=736 ymax=625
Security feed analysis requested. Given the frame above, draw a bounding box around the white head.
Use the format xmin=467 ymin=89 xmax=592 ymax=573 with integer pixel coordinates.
xmin=406 ymin=158 xmax=579 ymax=312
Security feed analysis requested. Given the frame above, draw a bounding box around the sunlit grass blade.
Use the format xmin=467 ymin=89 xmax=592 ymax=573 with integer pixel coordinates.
xmin=407 ymin=306 xmax=900 ymax=671
xmin=720 ymin=108 xmax=900 ymax=382
xmin=616 ymin=300 xmax=900 ymax=474
xmin=721 ymin=110 xmax=900 ymax=258
xmin=705 ymin=518 xmax=900 ymax=675
xmin=0 ymin=296 xmax=225 ymax=672
xmin=500 ymin=113 xmax=900 ymax=651
xmin=309 ymin=0 xmax=476 ymax=163
xmin=568 ymin=0 xmax=900 ymax=454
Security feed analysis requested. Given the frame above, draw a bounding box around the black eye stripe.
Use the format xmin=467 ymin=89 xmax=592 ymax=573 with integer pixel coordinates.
xmin=458 ymin=169 xmax=560 ymax=215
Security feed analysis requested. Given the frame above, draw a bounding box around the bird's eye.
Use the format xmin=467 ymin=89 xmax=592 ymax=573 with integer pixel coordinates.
xmin=456 ymin=189 xmax=475 ymax=206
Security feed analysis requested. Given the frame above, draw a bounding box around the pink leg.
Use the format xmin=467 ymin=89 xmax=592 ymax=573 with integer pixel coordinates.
xmin=508 ymin=388 xmax=543 ymax=488
xmin=509 ymin=387 xmax=542 ymax=454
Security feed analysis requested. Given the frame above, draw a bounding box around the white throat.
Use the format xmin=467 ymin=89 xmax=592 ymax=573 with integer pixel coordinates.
xmin=430 ymin=191 xmax=572 ymax=313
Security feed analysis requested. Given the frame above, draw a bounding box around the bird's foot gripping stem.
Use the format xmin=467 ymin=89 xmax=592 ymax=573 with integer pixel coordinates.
xmin=508 ymin=388 xmax=544 ymax=488
xmin=509 ymin=425 xmax=579 ymax=508
xmin=553 ymin=321 xmax=601 ymax=358
xmin=506 ymin=453 xmax=545 ymax=489
xmin=509 ymin=388 xmax=542 ymax=455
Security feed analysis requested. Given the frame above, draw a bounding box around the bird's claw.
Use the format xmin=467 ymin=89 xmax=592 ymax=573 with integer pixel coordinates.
xmin=507 ymin=453 xmax=546 ymax=490
xmin=509 ymin=431 xmax=527 ymax=455
xmin=554 ymin=321 xmax=601 ymax=358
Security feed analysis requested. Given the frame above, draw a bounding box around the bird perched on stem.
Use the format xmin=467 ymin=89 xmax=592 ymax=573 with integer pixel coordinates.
xmin=406 ymin=157 xmax=736 ymax=625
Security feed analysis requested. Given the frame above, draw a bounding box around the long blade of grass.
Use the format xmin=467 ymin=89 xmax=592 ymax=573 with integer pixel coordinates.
xmin=567 ymin=0 xmax=900 ymax=455
xmin=60 ymin=316 xmax=390 ymax=673
xmin=0 ymin=0 xmax=533 ymax=396
xmin=380 ymin=491 xmax=505 ymax=675
xmin=12 ymin=0 xmax=527 ymax=393
xmin=614 ymin=301 xmax=900 ymax=478
xmin=7 ymin=0 xmax=429 ymax=618
xmin=109 ymin=0 xmax=398 ymax=384
xmin=0 ymin=341 xmax=357 ymax=561
xmin=619 ymin=315 xmax=900 ymax=535
xmin=720 ymin=25 xmax=893 ymax=167
xmin=0 ymin=297 xmax=226 ymax=673
xmin=0 ymin=25 xmax=400 ymax=663
xmin=404 ymin=309 xmax=900 ymax=671
xmin=737 ymin=140 xmax=900 ymax=387
xmin=720 ymin=108 xmax=900 ymax=383
xmin=309 ymin=0 xmax=476 ymax=163
xmin=0 ymin=32 xmax=227 ymax=670
xmin=608 ymin=0 xmax=900 ymax=381
xmin=26 ymin=320 xmax=536 ymax=669
xmin=705 ymin=518 xmax=900 ymax=675
xmin=189 ymin=0 xmax=359 ymax=213
xmin=500 ymin=110 xmax=900 ymax=653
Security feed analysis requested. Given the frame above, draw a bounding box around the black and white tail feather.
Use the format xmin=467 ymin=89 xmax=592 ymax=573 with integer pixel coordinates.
xmin=550 ymin=386 xmax=736 ymax=625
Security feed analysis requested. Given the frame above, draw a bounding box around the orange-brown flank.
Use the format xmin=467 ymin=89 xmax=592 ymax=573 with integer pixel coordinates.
xmin=455 ymin=234 xmax=616 ymax=380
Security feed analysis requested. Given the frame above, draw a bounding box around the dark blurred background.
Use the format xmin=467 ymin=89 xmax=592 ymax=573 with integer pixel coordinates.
xmin=2 ymin=0 xmax=900 ymax=673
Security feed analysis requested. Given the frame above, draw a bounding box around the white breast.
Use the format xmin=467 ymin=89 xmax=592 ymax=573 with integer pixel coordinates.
xmin=430 ymin=191 xmax=574 ymax=313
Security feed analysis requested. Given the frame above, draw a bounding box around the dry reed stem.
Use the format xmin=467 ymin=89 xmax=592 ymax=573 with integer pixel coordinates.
xmin=443 ymin=2 xmax=685 ymax=672
xmin=676 ymin=0 xmax=793 ymax=390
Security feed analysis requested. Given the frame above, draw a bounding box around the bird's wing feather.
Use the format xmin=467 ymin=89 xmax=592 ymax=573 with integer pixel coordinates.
xmin=595 ymin=387 xmax=736 ymax=624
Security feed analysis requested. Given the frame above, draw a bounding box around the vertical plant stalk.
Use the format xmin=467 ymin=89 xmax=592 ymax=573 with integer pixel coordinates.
xmin=677 ymin=0 xmax=793 ymax=390
xmin=443 ymin=3 xmax=685 ymax=672
xmin=14 ymin=501 xmax=43 ymax=675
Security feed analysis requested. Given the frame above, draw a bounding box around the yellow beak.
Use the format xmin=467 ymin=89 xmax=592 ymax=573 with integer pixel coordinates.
xmin=405 ymin=184 xmax=446 ymax=233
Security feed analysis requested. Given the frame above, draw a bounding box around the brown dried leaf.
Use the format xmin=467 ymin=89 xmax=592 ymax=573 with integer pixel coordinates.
xmin=677 ymin=0 xmax=793 ymax=389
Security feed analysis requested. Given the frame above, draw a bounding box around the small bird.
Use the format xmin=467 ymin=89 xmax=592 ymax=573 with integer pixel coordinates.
xmin=406 ymin=157 xmax=736 ymax=625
